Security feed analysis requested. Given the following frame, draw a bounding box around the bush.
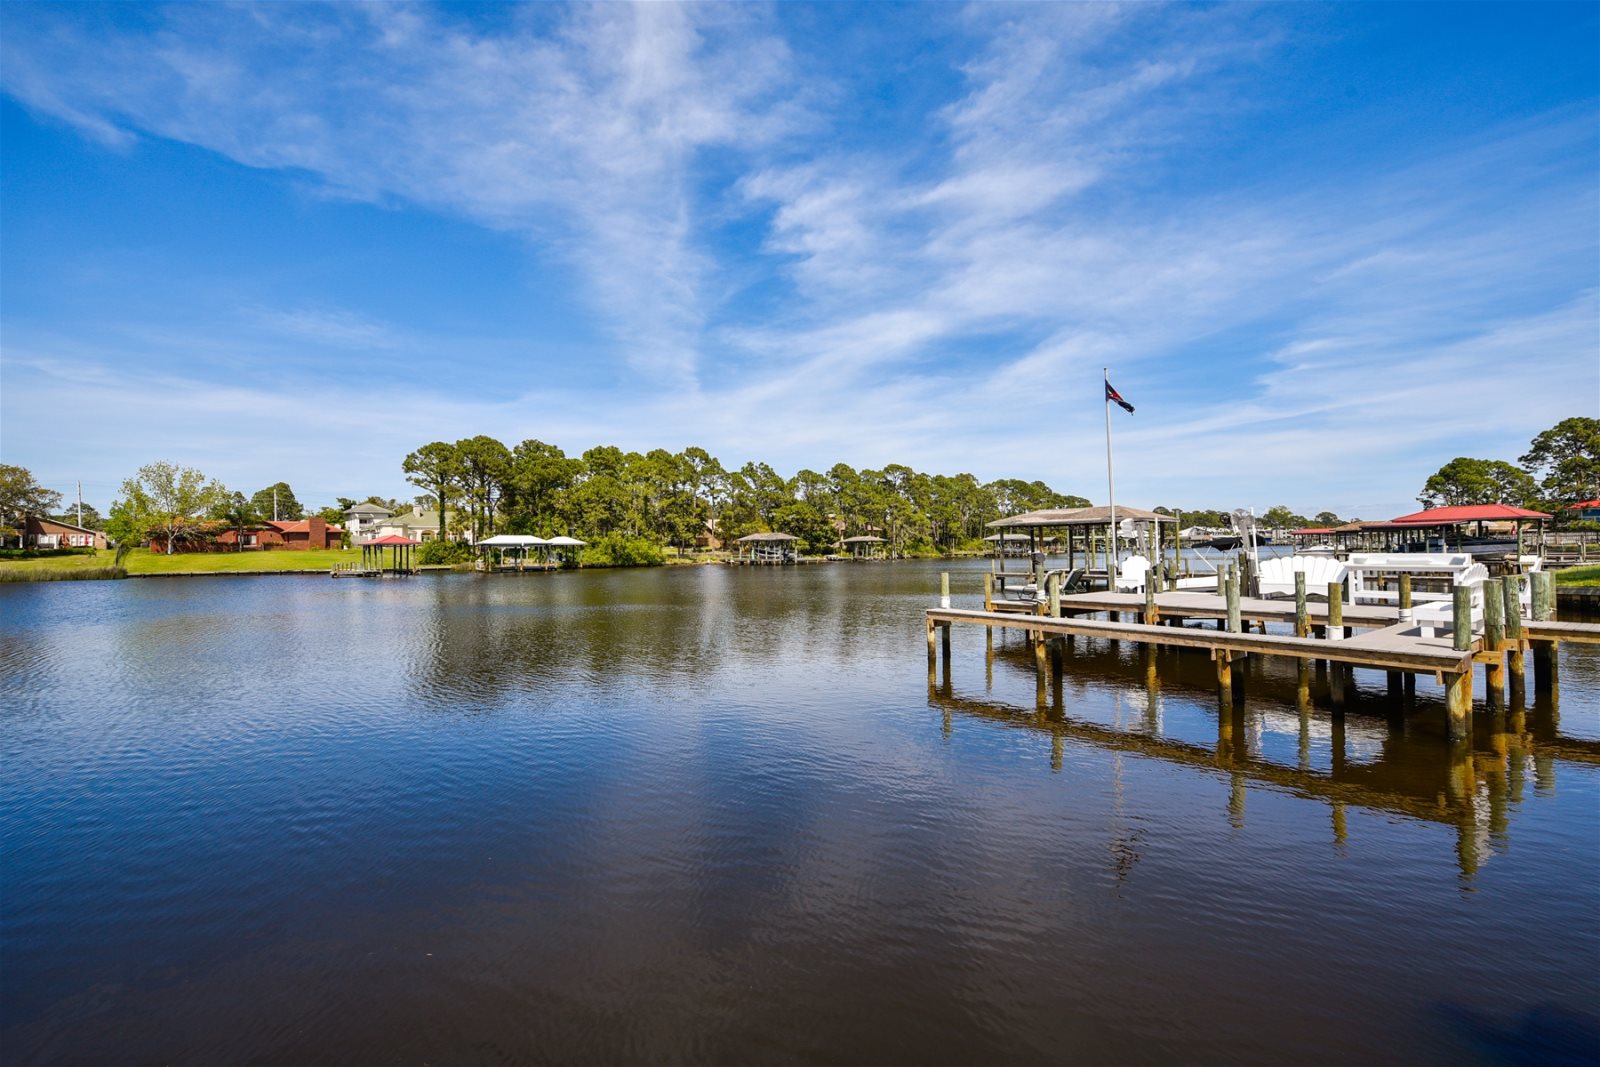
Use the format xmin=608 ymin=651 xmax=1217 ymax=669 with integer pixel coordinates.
xmin=0 ymin=547 xmax=96 ymax=560
xmin=0 ymin=567 xmax=125 ymax=582
xmin=580 ymin=533 xmax=665 ymax=568
xmin=416 ymin=540 xmax=474 ymax=565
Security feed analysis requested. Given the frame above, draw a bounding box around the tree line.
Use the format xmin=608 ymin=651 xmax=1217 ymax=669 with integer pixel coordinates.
xmin=1416 ymin=417 xmax=1599 ymax=513
xmin=400 ymin=437 xmax=1089 ymax=555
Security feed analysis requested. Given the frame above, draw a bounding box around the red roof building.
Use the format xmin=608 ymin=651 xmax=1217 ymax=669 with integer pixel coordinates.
xmin=150 ymin=516 xmax=344 ymax=552
xmin=1390 ymin=504 xmax=1552 ymax=524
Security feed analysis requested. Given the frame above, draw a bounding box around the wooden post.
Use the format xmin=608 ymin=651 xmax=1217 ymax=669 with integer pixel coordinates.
xmin=1226 ymin=571 xmax=1241 ymax=633
xmin=1327 ymin=581 xmax=1344 ymax=642
xmin=1399 ymin=573 xmax=1412 ymax=611
xmin=1215 ymin=650 xmax=1233 ymax=707
xmin=984 ymin=572 xmax=993 ymax=612
xmin=927 ymin=617 xmax=938 ymax=669
xmin=1216 ymin=566 xmax=1226 ymax=596
xmin=941 ymin=621 xmax=952 ymax=664
xmin=1531 ymin=571 xmax=1557 ymax=694
xmin=1452 ymin=584 xmax=1473 ymax=653
xmin=1482 ymin=577 xmax=1505 ymax=694
xmin=1048 ymin=570 xmax=1060 ymax=618
xmin=1503 ymin=575 xmax=1525 ymax=699
xmin=1294 ymin=571 xmax=1309 ymax=637
xmin=1445 ymin=670 xmax=1472 ymax=742
xmin=940 ymin=571 xmax=951 ymax=609
xmin=1144 ymin=576 xmax=1157 ymax=625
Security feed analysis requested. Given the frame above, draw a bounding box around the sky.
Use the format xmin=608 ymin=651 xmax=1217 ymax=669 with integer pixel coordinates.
xmin=1 ymin=1 xmax=1596 ymax=521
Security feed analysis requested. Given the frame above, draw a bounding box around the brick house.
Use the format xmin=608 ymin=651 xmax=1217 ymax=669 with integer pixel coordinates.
xmin=150 ymin=517 xmax=344 ymax=552
xmin=24 ymin=516 xmax=107 ymax=550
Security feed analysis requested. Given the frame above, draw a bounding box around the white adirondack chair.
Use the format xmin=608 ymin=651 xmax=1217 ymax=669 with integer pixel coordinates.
xmin=1256 ymin=555 xmax=1348 ymax=598
xmin=1115 ymin=555 xmax=1150 ymax=592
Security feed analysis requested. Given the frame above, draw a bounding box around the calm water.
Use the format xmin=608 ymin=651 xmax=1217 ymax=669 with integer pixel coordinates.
xmin=2 ymin=562 xmax=1597 ymax=1065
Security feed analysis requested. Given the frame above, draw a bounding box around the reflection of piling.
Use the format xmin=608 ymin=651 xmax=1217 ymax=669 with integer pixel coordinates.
xmin=1504 ymin=576 xmax=1525 ymax=704
xmin=1531 ymin=572 xmax=1558 ymax=697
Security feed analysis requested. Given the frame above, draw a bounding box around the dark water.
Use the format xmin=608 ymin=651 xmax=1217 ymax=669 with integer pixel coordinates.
xmin=3 ymin=562 xmax=1597 ymax=1065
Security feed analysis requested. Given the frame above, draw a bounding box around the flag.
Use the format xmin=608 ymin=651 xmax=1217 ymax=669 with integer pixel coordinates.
xmin=1105 ymin=380 xmax=1135 ymax=414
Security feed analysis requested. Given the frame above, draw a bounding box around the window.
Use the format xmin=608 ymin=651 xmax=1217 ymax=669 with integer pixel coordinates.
xmin=242 ymin=535 xmax=257 ymax=546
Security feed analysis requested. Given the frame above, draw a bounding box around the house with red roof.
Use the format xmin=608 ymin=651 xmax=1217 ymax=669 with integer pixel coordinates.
xmin=149 ymin=516 xmax=344 ymax=552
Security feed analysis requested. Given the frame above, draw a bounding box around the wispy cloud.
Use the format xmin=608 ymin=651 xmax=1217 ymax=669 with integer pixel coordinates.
xmin=1 ymin=2 xmax=1593 ymax=516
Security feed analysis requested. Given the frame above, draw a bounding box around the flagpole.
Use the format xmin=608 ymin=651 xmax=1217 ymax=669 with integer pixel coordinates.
xmin=1104 ymin=367 xmax=1118 ymax=581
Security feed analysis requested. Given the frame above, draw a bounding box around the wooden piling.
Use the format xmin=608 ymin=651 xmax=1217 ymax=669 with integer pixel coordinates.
xmin=1144 ymin=577 xmax=1157 ymax=625
xmin=1327 ymin=581 xmax=1344 ymax=642
xmin=1048 ymin=570 xmax=1061 ymax=618
xmin=1294 ymin=572 xmax=1309 ymax=638
xmin=983 ymin=572 xmax=993 ymax=612
xmin=1226 ymin=572 xmax=1241 ymax=633
xmin=1482 ymin=577 xmax=1505 ymax=693
xmin=1452 ymin=585 xmax=1473 ymax=653
xmin=940 ymin=571 xmax=951 ymax=609
xmin=1503 ymin=575 xmax=1525 ymax=699
xmin=1445 ymin=670 xmax=1472 ymax=742
xmin=1399 ymin=573 xmax=1412 ymax=611
xmin=1530 ymin=571 xmax=1558 ymax=694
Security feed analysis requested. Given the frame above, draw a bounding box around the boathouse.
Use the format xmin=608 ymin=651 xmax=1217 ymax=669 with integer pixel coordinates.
xmin=736 ymin=531 xmax=798 ymax=564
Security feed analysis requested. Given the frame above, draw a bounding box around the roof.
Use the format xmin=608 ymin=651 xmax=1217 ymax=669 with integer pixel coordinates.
xmin=841 ymin=535 xmax=884 ymax=543
xmin=344 ymin=503 xmax=392 ymax=516
xmin=1568 ymin=498 xmax=1600 ymax=509
xmin=1390 ymin=504 xmax=1552 ymax=524
xmin=382 ymin=509 xmax=441 ymax=529
xmin=266 ymin=520 xmax=344 ymax=534
xmin=737 ymin=531 xmax=798 ymax=542
xmin=478 ymin=534 xmax=548 ymax=546
xmin=1290 ymin=527 xmax=1336 ymax=535
xmin=988 ymin=504 xmax=1173 ymax=529
xmin=31 ymin=516 xmax=103 ymax=534
xmin=545 ymin=535 xmax=586 ymax=546
xmin=367 ymin=534 xmax=422 ymax=546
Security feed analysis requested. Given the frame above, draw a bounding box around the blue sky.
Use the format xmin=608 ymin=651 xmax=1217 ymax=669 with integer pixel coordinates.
xmin=1 ymin=1 xmax=1595 ymax=519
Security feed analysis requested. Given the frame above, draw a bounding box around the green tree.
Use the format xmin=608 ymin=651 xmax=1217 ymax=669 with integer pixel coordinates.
xmin=1418 ymin=457 xmax=1538 ymax=508
xmin=1262 ymin=505 xmax=1309 ymax=530
xmin=504 ymin=439 xmax=578 ymax=533
xmin=211 ymin=492 xmax=263 ymax=552
xmin=52 ymin=502 xmax=105 ymax=529
xmin=455 ymin=435 xmax=512 ymax=541
xmin=403 ymin=442 xmax=463 ymax=542
xmin=250 ymin=481 xmax=304 ymax=521
xmin=1519 ymin=416 xmax=1600 ymax=506
xmin=0 ymin=464 xmax=62 ymax=539
xmin=1313 ymin=511 xmax=1343 ymax=527
xmin=113 ymin=462 xmax=227 ymax=553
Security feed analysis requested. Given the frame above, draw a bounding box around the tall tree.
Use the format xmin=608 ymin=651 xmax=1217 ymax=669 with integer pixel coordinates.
xmin=1418 ymin=457 xmax=1538 ymax=508
xmin=113 ymin=462 xmax=227 ymax=553
xmin=251 ymin=482 xmax=304 ymax=521
xmin=455 ymin=435 xmax=512 ymax=541
xmin=212 ymin=492 xmax=263 ymax=552
xmin=1520 ymin=416 xmax=1600 ymax=505
xmin=403 ymin=442 xmax=463 ymax=541
xmin=0 ymin=464 xmax=62 ymax=537
xmin=505 ymin=439 xmax=578 ymax=533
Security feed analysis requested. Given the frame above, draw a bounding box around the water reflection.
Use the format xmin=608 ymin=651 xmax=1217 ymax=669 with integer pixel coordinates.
xmin=934 ymin=629 xmax=1594 ymax=879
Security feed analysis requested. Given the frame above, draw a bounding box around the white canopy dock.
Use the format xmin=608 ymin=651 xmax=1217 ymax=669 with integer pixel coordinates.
xmin=477 ymin=534 xmax=551 ymax=572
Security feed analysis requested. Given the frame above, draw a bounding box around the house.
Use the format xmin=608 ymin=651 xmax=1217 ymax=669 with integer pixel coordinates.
xmin=1568 ymin=498 xmax=1600 ymax=522
xmin=375 ymin=507 xmax=445 ymax=542
xmin=343 ymin=502 xmax=393 ymax=545
xmin=150 ymin=517 xmax=344 ymax=552
xmin=23 ymin=516 xmax=107 ymax=550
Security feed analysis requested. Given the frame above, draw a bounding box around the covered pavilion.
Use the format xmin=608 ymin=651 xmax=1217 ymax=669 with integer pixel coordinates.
xmin=477 ymin=534 xmax=550 ymax=571
xmin=841 ymin=535 xmax=886 ymax=560
xmin=363 ymin=534 xmax=420 ymax=575
xmin=1389 ymin=503 xmax=1552 ymax=554
xmin=736 ymin=531 xmax=798 ymax=564
xmin=987 ymin=504 xmax=1176 ymax=579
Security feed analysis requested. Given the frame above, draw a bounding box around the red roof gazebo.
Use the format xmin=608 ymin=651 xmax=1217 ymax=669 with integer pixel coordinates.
xmin=364 ymin=534 xmax=421 ymax=575
xmin=1389 ymin=503 xmax=1552 ymax=555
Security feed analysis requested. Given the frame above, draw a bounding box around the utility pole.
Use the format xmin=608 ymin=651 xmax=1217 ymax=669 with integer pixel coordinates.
xmin=274 ymin=486 xmax=280 ymax=522
xmin=76 ymin=480 xmax=83 ymax=528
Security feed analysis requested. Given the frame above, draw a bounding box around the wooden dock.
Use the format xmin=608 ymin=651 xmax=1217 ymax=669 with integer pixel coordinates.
xmin=928 ymin=570 xmax=1598 ymax=741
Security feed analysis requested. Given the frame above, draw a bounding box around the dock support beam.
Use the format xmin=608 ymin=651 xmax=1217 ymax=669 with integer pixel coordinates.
xmin=1503 ymin=575 xmax=1525 ymax=703
xmin=1294 ymin=572 xmax=1309 ymax=638
xmin=1482 ymin=578 xmax=1505 ymax=697
xmin=1445 ymin=671 xmax=1472 ymax=742
xmin=1530 ymin=572 xmax=1558 ymax=696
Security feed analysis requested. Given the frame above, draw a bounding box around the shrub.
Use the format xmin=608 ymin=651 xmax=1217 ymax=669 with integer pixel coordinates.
xmin=580 ymin=533 xmax=665 ymax=568
xmin=0 ymin=547 xmax=96 ymax=560
xmin=416 ymin=539 xmax=474 ymax=565
xmin=0 ymin=567 xmax=126 ymax=582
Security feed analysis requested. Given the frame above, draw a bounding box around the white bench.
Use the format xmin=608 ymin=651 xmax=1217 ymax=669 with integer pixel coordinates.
xmin=1257 ymin=555 xmax=1348 ymax=598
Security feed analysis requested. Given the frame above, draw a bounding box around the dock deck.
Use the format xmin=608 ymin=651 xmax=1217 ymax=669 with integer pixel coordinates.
xmin=929 ymin=576 xmax=1599 ymax=741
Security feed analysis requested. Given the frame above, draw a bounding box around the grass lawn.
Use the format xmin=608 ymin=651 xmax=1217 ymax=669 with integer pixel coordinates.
xmin=0 ymin=547 xmax=356 ymax=578
xmin=1554 ymin=564 xmax=1600 ymax=587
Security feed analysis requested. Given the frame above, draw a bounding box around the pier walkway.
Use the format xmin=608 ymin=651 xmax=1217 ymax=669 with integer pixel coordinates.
xmin=927 ymin=573 xmax=1599 ymax=741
